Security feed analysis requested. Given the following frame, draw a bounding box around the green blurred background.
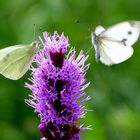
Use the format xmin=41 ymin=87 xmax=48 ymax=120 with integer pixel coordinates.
xmin=0 ymin=0 xmax=140 ymax=140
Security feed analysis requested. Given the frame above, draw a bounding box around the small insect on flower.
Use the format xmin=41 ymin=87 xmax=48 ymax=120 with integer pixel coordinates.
xmin=91 ymin=21 xmax=140 ymax=65
xmin=25 ymin=31 xmax=91 ymax=140
xmin=0 ymin=41 xmax=39 ymax=80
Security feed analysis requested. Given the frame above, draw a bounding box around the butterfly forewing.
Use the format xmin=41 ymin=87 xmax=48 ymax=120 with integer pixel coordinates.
xmin=100 ymin=21 xmax=140 ymax=46
xmin=0 ymin=44 xmax=35 ymax=80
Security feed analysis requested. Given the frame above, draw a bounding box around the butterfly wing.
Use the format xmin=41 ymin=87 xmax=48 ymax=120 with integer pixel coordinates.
xmin=0 ymin=44 xmax=35 ymax=80
xmin=99 ymin=40 xmax=133 ymax=65
xmin=95 ymin=21 xmax=140 ymax=65
xmin=94 ymin=25 xmax=105 ymax=36
xmin=100 ymin=21 xmax=140 ymax=46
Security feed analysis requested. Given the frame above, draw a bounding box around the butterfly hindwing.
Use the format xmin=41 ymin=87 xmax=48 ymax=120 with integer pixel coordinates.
xmin=99 ymin=40 xmax=133 ymax=65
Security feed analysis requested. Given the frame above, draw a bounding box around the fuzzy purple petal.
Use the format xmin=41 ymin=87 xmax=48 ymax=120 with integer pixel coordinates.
xmin=25 ymin=32 xmax=90 ymax=140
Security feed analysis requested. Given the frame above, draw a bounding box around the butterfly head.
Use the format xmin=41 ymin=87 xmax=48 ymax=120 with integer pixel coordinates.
xmin=91 ymin=32 xmax=101 ymax=61
xmin=31 ymin=41 xmax=39 ymax=48
xmin=94 ymin=33 xmax=100 ymax=45
xmin=92 ymin=25 xmax=105 ymax=46
xmin=30 ymin=41 xmax=41 ymax=54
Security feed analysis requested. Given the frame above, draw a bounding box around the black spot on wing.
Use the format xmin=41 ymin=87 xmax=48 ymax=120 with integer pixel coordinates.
xmin=121 ymin=38 xmax=127 ymax=46
xmin=122 ymin=38 xmax=127 ymax=42
xmin=128 ymin=31 xmax=132 ymax=35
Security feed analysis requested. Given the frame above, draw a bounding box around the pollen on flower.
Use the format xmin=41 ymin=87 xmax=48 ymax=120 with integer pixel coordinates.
xmin=25 ymin=32 xmax=90 ymax=140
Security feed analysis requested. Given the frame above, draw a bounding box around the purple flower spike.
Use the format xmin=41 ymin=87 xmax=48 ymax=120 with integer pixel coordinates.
xmin=25 ymin=32 xmax=90 ymax=140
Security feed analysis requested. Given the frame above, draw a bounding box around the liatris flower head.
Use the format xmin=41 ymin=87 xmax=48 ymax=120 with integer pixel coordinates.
xmin=25 ymin=31 xmax=90 ymax=140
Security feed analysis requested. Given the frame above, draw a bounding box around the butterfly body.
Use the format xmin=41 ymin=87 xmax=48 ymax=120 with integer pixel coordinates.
xmin=91 ymin=21 xmax=140 ymax=65
xmin=92 ymin=33 xmax=101 ymax=61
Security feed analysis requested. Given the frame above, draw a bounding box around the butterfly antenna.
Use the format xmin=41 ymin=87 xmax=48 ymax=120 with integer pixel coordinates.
xmin=85 ymin=46 xmax=93 ymax=55
xmin=33 ymin=23 xmax=36 ymax=40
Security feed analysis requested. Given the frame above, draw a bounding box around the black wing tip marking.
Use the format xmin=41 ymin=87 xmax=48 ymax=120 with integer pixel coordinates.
xmin=128 ymin=21 xmax=140 ymax=28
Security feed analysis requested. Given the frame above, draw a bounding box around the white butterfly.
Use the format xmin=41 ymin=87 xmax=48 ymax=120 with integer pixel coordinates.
xmin=91 ymin=21 xmax=140 ymax=65
xmin=0 ymin=41 xmax=39 ymax=80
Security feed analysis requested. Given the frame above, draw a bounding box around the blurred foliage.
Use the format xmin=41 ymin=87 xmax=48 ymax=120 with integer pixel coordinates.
xmin=0 ymin=0 xmax=140 ymax=140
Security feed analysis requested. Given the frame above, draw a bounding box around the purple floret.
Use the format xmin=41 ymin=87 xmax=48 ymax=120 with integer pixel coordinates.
xmin=25 ymin=32 xmax=90 ymax=140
